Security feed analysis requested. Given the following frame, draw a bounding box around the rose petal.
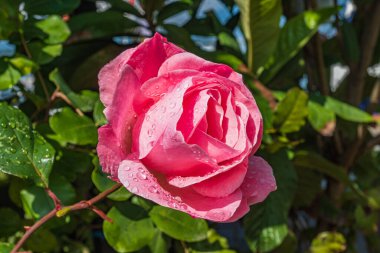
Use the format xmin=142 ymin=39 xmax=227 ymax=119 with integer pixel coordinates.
xmin=158 ymin=52 xmax=234 ymax=78
xmin=118 ymin=158 xmax=242 ymax=222
xmin=106 ymin=66 xmax=141 ymax=153
xmin=191 ymin=159 xmax=248 ymax=198
xmin=188 ymin=129 xmax=240 ymax=163
xmin=97 ymin=125 xmax=126 ymax=177
xmin=98 ymin=33 xmax=183 ymax=107
xmin=241 ymin=156 xmax=276 ymax=205
xmin=177 ymin=89 xmax=210 ymax=140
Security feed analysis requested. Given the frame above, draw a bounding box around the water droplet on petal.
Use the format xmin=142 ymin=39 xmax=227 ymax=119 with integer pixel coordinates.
xmin=152 ymin=124 xmax=156 ymax=130
xmin=125 ymin=166 xmax=131 ymax=171
xmin=148 ymin=185 xmax=158 ymax=193
xmin=131 ymin=187 xmax=138 ymax=193
xmin=137 ymin=172 xmax=147 ymax=180
xmin=124 ymin=180 xmax=130 ymax=187
xmin=147 ymin=129 xmax=153 ymax=137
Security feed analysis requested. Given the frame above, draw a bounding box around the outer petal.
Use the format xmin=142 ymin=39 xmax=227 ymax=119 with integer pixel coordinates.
xmin=118 ymin=158 xmax=242 ymax=222
xmin=222 ymin=156 xmax=277 ymax=222
xmin=158 ymin=52 xmax=234 ymax=78
xmin=191 ymin=159 xmax=248 ymax=198
xmin=97 ymin=125 xmax=126 ymax=177
xmin=98 ymin=33 xmax=183 ymax=107
xmin=241 ymin=156 xmax=276 ymax=205
xmin=106 ymin=66 xmax=141 ymax=153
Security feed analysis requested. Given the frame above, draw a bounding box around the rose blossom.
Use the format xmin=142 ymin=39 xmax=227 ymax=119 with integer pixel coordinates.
xmin=97 ymin=33 xmax=276 ymax=222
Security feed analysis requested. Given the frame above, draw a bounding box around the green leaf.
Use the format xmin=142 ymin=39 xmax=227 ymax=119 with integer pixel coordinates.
xmin=93 ymin=100 xmax=107 ymax=126
xmin=307 ymin=100 xmax=336 ymax=132
xmin=244 ymin=149 xmax=297 ymax=252
xmin=0 ymin=208 xmax=22 ymax=237
xmin=92 ymin=157 xmax=132 ymax=201
xmin=293 ymin=151 xmax=349 ymax=183
xmin=54 ymin=149 xmax=92 ymax=181
xmin=157 ymin=1 xmax=191 ymax=24
xmin=20 ymin=175 xmax=75 ymax=219
xmin=69 ymin=11 xmax=139 ymax=41
xmin=261 ymin=7 xmax=338 ymax=82
xmin=25 ymin=229 xmax=58 ymax=252
xmin=0 ymin=0 xmax=19 ymax=39
xmin=150 ymin=206 xmax=208 ymax=242
xmin=310 ymin=232 xmax=346 ymax=253
xmin=103 ymin=203 xmax=155 ymax=252
xmin=23 ymin=0 xmax=80 ymax=15
xmin=0 ymin=59 xmax=21 ymax=90
xmin=324 ymin=96 xmax=373 ymax=123
xmin=149 ymin=231 xmax=168 ymax=253
xmin=236 ymin=0 xmax=282 ymax=72
xmin=0 ymin=103 xmax=55 ymax=186
xmin=49 ymin=69 xmax=98 ymax=112
xmin=9 ymin=56 xmax=38 ymax=75
xmin=34 ymin=15 xmax=71 ymax=44
xmin=273 ymin=87 xmax=308 ymax=133
xmin=0 ymin=243 xmax=14 ymax=253
xmin=49 ymin=107 xmax=98 ymax=146
xmin=29 ymin=42 xmax=63 ymax=65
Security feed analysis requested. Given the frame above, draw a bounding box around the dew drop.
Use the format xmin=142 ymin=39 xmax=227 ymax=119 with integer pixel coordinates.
xmin=0 ymin=122 xmax=7 ymax=128
xmin=133 ymin=178 xmax=138 ymax=182
xmin=147 ymin=141 xmax=154 ymax=148
xmin=147 ymin=129 xmax=153 ymax=137
xmin=8 ymin=122 xmax=15 ymax=129
xmin=151 ymin=124 xmax=156 ymax=130
xmin=137 ymin=172 xmax=147 ymax=180
xmin=148 ymin=185 xmax=158 ymax=193
xmin=146 ymin=115 xmax=150 ymax=121
xmin=9 ymin=147 xmax=16 ymax=153
xmin=179 ymin=203 xmax=188 ymax=210
xmin=125 ymin=166 xmax=131 ymax=171
xmin=131 ymin=187 xmax=138 ymax=193
xmin=155 ymin=85 xmax=159 ymax=89
xmin=123 ymin=180 xmax=130 ymax=187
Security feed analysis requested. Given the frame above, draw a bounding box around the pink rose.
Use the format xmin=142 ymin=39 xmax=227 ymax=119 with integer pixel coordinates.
xmin=97 ymin=33 xmax=276 ymax=222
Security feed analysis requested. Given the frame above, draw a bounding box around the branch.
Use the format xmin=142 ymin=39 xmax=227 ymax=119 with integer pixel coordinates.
xmin=348 ymin=0 xmax=380 ymax=105
xmin=11 ymin=183 xmax=122 ymax=253
xmin=19 ymin=32 xmax=51 ymax=102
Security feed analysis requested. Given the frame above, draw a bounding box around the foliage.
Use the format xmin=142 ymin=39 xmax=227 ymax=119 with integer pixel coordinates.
xmin=0 ymin=0 xmax=379 ymax=252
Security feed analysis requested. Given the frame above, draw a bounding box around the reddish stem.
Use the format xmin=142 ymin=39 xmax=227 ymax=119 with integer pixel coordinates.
xmin=11 ymin=183 xmax=122 ymax=253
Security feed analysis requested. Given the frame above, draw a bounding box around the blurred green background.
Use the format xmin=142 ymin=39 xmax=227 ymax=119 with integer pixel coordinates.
xmin=0 ymin=0 xmax=379 ymax=252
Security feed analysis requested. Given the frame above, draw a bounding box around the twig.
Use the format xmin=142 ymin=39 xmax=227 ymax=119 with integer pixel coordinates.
xmin=11 ymin=183 xmax=122 ymax=253
xmin=347 ymin=0 xmax=380 ymax=105
xmin=19 ymin=31 xmax=51 ymax=102
xmin=51 ymin=90 xmax=84 ymax=116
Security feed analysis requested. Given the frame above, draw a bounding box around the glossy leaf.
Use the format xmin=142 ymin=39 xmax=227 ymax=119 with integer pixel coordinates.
xmin=23 ymin=0 xmax=80 ymax=15
xmin=260 ymin=7 xmax=338 ymax=82
xmin=310 ymin=232 xmax=346 ymax=253
xmin=0 ymin=103 xmax=55 ymax=186
xmin=21 ymin=175 xmax=76 ymax=219
xmin=93 ymin=100 xmax=107 ymax=126
xmin=103 ymin=203 xmax=155 ymax=252
xmin=236 ymin=0 xmax=282 ymax=72
xmin=0 ymin=243 xmax=14 ymax=253
xmin=0 ymin=208 xmax=22 ymax=237
xmin=244 ymin=149 xmax=297 ymax=252
xmin=29 ymin=42 xmax=63 ymax=65
xmin=150 ymin=206 xmax=208 ymax=242
xmin=49 ymin=107 xmax=98 ymax=146
xmin=308 ymin=101 xmax=336 ymax=134
xmin=324 ymin=96 xmax=373 ymax=123
xmin=49 ymin=69 xmax=99 ymax=112
xmin=0 ymin=59 xmax=21 ymax=90
xmin=293 ymin=151 xmax=349 ymax=183
xmin=25 ymin=229 xmax=58 ymax=252
xmin=34 ymin=15 xmax=71 ymax=44
xmin=68 ymin=11 xmax=139 ymax=42
xmin=273 ymin=87 xmax=308 ymax=133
